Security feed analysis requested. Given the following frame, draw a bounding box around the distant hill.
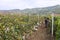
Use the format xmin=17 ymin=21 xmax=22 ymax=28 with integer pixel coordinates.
xmin=0 ymin=5 xmax=60 ymax=14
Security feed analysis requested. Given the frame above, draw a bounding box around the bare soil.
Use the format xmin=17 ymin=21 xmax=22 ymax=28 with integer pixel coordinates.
xmin=26 ymin=22 xmax=54 ymax=40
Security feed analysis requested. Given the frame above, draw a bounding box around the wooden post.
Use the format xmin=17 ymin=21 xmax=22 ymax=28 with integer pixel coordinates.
xmin=51 ymin=13 xmax=54 ymax=40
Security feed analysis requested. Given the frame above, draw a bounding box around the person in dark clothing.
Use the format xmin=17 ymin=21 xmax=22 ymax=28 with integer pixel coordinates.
xmin=44 ymin=17 xmax=50 ymax=28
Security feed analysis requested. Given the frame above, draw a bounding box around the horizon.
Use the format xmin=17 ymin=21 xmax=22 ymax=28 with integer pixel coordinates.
xmin=0 ymin=5 xmax=60 ymax=10
xmin=0 ymin=0 xmax=60 ymax=10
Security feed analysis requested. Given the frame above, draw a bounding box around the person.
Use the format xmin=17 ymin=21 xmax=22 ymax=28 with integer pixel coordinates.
xmin=44 ymin=17 xmax=50 ymax=28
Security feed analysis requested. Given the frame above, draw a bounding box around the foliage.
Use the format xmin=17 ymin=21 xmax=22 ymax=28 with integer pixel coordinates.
xmin=0 ymin=14 xmax=41 ymax=40
xmin=55 ymin=16 xmax=60 ymax=40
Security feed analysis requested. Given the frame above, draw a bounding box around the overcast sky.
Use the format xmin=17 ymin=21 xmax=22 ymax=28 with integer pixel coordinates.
xmin=0 ymin=0 xmax=60 ymax=10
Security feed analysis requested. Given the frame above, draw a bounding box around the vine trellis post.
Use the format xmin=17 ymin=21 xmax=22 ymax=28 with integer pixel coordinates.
xmin=51 ymin=12 xmax=54 ymax=37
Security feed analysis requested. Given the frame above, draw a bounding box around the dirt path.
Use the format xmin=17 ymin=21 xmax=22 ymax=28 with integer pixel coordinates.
xmin=26 ymin=22 xmax=52 ymax=40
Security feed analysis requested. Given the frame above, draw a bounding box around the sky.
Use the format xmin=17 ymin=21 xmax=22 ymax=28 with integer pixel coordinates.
xmin=0 ymin=0 xmax=60 ymax=10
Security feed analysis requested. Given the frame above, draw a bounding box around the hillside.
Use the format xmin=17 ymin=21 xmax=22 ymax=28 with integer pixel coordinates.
xmin=0 ymin=5 xmax=60 ymax=14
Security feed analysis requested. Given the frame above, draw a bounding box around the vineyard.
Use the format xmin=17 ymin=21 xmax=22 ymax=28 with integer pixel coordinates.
xmin=0 ymin=13 xmax=43 ymax=40
xmin=0 ymin=13 xmax=60 ymax=40
xmin=55 ymin=16 xmax=60 ymax=40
